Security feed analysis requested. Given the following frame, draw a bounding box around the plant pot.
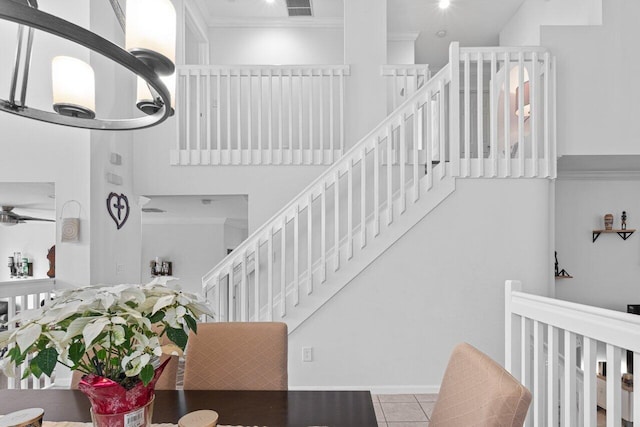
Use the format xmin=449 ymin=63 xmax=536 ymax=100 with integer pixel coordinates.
xmin=90 ymin=395 xmax=154 ymax=427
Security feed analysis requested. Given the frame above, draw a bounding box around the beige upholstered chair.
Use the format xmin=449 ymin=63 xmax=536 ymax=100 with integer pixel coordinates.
xmin=183 ymin=322 xmax=288 ymax=390
xmin=429 ymin=342 xmax=532 ymax=427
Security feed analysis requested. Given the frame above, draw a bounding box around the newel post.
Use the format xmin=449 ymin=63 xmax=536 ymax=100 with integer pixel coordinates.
xmin=448 ymin=42 xmax=461 ymax=177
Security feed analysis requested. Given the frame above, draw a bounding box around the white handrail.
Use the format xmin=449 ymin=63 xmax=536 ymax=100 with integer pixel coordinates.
xmin=506 ymin=280 xmax=640 ymax=426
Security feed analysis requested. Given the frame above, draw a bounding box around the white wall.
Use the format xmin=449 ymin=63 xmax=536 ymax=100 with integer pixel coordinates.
xmin=0 ymin=223 xmax=55 ymax=281
xmin=500 ymin=0 xmax=640 ymax=156
xmin=289 ymin=178 xmax=552 ymax=390
xmin=208 ymin=27 xmax=344 ymax=65
xmin=499 ymin=0 xmax=602 ymax=46
xmin=0 ymin=0 xmax=92 ymax=287
xmin=555 ymin=178 xmax=640 ymax=311
xmin=387 ymin=40 xmax=415 ymax=65
xmin=141 ymin=222 xmax=225 ymax=294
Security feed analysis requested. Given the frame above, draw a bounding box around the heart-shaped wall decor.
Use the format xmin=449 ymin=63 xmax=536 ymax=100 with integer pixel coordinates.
xmin=106 ymin=192 xmax=130 ymax=230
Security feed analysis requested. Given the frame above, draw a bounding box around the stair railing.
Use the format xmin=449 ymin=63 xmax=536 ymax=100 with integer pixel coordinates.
xmin=202 ymin=44 xmax=462 ymax=322
xmin=173 ymin=65 xmax=349 ymax=166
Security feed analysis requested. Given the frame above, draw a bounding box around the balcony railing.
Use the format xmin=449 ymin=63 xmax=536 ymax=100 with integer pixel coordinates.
xmin=172 ymin=65 xmax=350 ymax=166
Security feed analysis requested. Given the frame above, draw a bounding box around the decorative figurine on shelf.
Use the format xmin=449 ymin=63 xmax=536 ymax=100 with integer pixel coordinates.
xmin=622 ymin=211 xmax=627 ymax=230
xmin=604 ymin=213 xmax=614 ymax=231
xmin=554 ymin=251 xmax=572 ymax=278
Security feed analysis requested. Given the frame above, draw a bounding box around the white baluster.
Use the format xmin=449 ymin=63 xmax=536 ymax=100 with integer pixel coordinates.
xmin=267 ymin=229 xmax=274 ymax=321
xmin=583 ymin=337 xmax=597 ymax=427
xmin=334 ymin=171 xmax=341 ymax=271
xmin=547 ymin=325 xmax=559 ymax=427
xmin=463 ymin=52 xmax=471 ymax=177
xmin=280 ymin=221 xmax=286 ymax=318
xmin=531 ymin=52 xmax=538 ymax=177
xmin=563 ymin=331 xmax=577 ymax=427
xmin=517 ymin=52 xmax=525 ymax=177
xmin=360 ymin=148 xmax=367 ymax=249
xmin=476 ymin=53 xmax=484 ymax=177
xmin=293 ymin=205 xmax=299 ymax=306
xmin=307 ymin=192 xmax=313 ymax=295
xmin=347 ymin=159 xmax=353 ymax=260
xmin=606 ymin=344 xmax=622 ymax=427
xmin=373 ymin=136 xmax=381 ymax=236
xmin=503 ymin=51 xmax=511 ymax=178
xmin=490 ymin=52 xmax=498 ymax=177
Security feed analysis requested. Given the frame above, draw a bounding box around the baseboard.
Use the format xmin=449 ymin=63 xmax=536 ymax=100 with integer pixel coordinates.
xmin=289 ymin=384 xmax=440 ymax=394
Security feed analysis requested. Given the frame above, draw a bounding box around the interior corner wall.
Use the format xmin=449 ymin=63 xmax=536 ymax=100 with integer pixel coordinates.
xmin=141 ymin=222 xmax=225 ymax=294
xmin=387 ymin=40 xmax=416 ymax=65
xmin=0 ymin=0 xmax=92 ymax=287
xmin=499 ymin=0 xmax=603 ymax=46
xmin=88 ymin=0 xmax=141 ymax=285
xmin=288 ymin=179 xmax=552 ymax=390
xmin=208 ymin=27 xmax=344 ymax=65
xmin=555 ymin=179 xmax=640 ymax=311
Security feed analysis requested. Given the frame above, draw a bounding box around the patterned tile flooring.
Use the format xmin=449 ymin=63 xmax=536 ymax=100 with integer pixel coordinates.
xmin=372 ymin=394 xmax=437 ymax=427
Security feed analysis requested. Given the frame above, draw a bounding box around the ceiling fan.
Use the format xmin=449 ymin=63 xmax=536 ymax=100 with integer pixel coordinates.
xmin=0 ymin=206 xmax=55 ymax=226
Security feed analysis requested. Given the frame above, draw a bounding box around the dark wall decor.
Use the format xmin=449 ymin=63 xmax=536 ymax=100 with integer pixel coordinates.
xmin=106 ymin=192 xmax=130 ymax=230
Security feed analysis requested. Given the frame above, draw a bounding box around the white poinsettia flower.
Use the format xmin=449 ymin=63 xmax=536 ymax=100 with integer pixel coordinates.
xmin=16 ymin=322 xmax=42 ymax=352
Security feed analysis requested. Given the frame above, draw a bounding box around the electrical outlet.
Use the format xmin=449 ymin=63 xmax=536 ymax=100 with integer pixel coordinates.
xmin=302 ymin=347 xmax=313 ymax=362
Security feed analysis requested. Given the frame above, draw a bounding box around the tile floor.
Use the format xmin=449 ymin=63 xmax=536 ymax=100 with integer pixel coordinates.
xmin=371 ymin=394 xmax=438 ymax=427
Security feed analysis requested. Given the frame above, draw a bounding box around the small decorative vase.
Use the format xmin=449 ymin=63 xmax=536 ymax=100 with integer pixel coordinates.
xmin=78 ymin=359 xmax=169 ymax=427
xmin=604 ymin=213 xmax=614 ymax=230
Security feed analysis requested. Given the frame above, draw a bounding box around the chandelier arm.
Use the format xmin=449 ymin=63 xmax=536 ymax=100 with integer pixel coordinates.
xmin=9 ymin=25 xmax=25 ymax=106
xmin=0 ymin=1 xmax=172 ymax=130
xmin=20 ymin=27 xmax=35 ymax=107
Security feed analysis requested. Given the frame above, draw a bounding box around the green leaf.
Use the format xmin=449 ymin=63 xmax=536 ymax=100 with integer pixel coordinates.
xmin=68 ymin=342 xmax=85 ymax=365
xmin=184 ymin=315 xmax=197 ymax=333
xmin=139 ymin=364 xmax=154 ymax=386
xmin=148 ymin=311 xmax=165 ymax=324
xmin=34 ymin=347 xmax=58 ymax=377
xmin=96 ymin=348 xmax=107 ymax=360
xmin=29 ymin=358 xmax=43 ymax=378
xmin=166 ymin=327 xmax=188 ymax=350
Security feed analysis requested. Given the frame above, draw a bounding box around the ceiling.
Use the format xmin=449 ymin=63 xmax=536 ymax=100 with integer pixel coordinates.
xmin=197 ymin=0 xmax=525 ymax=67
xmin=0 ymin=183 xmax=56 ymax=220
xmin=142 ymin=195 xmax=248 ymax=227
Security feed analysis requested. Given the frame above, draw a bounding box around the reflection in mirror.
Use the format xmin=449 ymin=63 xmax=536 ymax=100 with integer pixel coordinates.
xmin=140 ymin=195 xmax=248 ymax=294
xmin=0 ymin=182 xmax=56 ymax=282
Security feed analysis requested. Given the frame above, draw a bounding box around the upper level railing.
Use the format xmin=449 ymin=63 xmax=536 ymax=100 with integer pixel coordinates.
xmin=382 ymin=64 xmax=431 ymax=112
xmin=0 ymin=278 xmax=56 ymax=390
xmin=506 ymin=280 xmax=640 ymax=426
xmin=172 ymin=65 xmax=349 ymax=166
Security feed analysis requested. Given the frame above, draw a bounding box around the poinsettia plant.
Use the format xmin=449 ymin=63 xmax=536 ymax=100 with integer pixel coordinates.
xmin=0 ymin=279 xmax=213 ymax=387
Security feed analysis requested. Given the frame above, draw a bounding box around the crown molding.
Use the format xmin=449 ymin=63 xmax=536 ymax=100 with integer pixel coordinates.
xmin=208 ymin=17 xmax=343 ymax=29
xmin=388 ymin=32 xmax=420 ymax=42
xmin=557 ymin=170 xmax=640 ymax=181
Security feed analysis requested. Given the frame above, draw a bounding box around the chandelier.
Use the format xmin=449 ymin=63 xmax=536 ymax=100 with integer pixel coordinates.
xmin=0 ymin=0 xmax=176 ymax=131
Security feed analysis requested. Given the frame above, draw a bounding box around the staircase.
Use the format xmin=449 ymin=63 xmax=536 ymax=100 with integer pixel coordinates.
xmin=201 ymin=43 xmax=556 ymax=333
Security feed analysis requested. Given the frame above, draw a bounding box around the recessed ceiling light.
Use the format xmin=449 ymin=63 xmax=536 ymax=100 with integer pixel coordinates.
xmin=438 ymin=0 xmax=450 ymax=9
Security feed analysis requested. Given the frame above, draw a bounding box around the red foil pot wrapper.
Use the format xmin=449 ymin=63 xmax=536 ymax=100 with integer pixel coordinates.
xmin=78 ymin=358 xmax=169 ymax=415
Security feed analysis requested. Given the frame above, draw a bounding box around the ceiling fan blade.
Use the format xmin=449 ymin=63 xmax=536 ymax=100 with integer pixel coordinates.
xmin=18 ymin=216 xmax=55 ymax=222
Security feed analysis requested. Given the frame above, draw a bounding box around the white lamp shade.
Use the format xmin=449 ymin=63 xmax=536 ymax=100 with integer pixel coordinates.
xmin=136 ymin=72 xmax=175 ymax=109
xmin=126 ymin=0 xmax=176 ymax=67
xmin=51 ymin=56 xmax=95 ymax=113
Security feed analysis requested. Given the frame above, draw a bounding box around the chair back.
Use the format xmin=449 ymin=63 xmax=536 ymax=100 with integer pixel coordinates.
xmin=429 ymin=342 xmax=532 ymax=427
xmin=183 ymin=322 xmax=288 ymax=391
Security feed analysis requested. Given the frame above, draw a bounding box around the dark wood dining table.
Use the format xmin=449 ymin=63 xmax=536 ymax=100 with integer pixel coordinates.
xmin=0 ymin=389 xmax=378 ymax=427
